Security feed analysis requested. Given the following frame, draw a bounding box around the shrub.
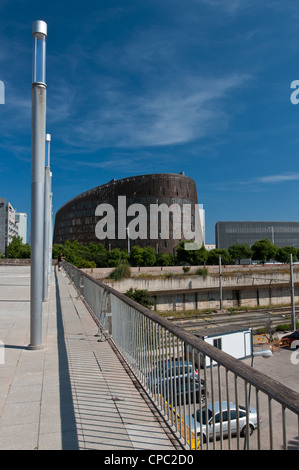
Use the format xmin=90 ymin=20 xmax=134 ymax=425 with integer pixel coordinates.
xmin=183 ymin=266 xmax=191 ymax=273
xmin=195 ymin=267 xmax=208 ymax=279
xmin=108 ymin=262 xmax=131 ymax=280
xmin=125 ymin=287 xmax=155 ymax=309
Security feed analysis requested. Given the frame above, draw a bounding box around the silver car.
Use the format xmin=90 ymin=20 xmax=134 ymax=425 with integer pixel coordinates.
xmin=187 ymin=401 xmax=259 ymax=443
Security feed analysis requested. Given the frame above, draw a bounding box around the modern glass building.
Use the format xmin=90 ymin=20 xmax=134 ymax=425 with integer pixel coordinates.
xmin=215 ymin=221 xmax=299 ymax=250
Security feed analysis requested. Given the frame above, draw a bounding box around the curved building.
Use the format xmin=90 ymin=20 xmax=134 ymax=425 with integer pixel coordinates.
xmin=53 ymin=173 xmax=203 ymax=253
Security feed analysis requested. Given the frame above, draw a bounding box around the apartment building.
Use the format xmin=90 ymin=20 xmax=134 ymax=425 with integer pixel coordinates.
xmin=0 ymin=198 xmax=19 ymax=256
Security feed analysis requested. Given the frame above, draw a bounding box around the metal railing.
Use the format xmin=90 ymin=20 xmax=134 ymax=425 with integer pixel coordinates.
xmin=63 ymin=261 xmax=299 ymax=450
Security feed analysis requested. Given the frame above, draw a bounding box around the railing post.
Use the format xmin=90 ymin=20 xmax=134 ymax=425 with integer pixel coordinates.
xmin=79 ymin=274 xmax=84 ymax=297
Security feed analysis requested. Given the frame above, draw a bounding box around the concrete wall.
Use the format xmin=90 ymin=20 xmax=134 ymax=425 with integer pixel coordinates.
xmin=86 ymin=264 xmax=299 ymax=311
xmin=149 ymin=285 xmax=299 ymax=312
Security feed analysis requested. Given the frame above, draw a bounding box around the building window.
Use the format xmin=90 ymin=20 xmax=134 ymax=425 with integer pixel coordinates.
xmin=213 ymin=338 xmax=222 ymax=350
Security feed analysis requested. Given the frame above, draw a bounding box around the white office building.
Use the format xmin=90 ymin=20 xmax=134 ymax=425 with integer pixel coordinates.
xmin=15 ymin=212 xmax=27 ymax=244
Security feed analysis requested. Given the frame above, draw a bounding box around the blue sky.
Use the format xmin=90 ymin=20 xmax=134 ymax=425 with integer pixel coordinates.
xmin=1 ymin=0 xmax=299 ymax=244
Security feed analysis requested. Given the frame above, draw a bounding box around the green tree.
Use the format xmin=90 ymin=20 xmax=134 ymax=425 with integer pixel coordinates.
xmin=107 ymin=248 xmax=128 ymax=267
xmin=52 ymin=243 xmax=64 ymax=260
xmin=176 ymin=241 xmax=192 ymax=265
xmin=6 ymin=236 xmax=31 ymax=259
xmin=52 ymin=240 xmax=96 ymax=268
xmin=275 ymin=246 xmax=297 ymax=263
xmin=176 ymin=241 xmax=208 ymax=266
xmin=228 ymin=243 xmax=252 ymax=264
xmin=128 ymin=246 xmax=145 ymax=266
xmin=206 ymin=248 xmax=232 ymax=265
xmin=86 ymin=242 xmax=108 ymax=267
xmin=194 ymin=245 xmax=209 ymax=265
xmin=125 ymin=287 xmax=155 ymax=309
xmin=251 ymin=239 xmax=277 ymax=263
xmin=156 ymin=252 xmax=175 ymax=266
xmin=142 ymin=246 xmax=156 ymax=266
xmin=128 ymin=246 xmax=157 ymax=267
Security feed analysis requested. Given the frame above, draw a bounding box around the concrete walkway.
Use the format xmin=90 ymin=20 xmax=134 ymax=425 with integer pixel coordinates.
xmin=0 ymin=265 xmax=179 ymax=450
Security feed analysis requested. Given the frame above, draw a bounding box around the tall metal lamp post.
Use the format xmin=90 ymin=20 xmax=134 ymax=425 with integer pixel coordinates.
xmin=29 ymin=20 xmax=47 ymax=350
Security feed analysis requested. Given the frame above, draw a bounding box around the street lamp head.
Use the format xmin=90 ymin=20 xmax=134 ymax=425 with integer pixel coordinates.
xmin=32 ymin=20 xmax=47 ymax=37
xmin=32 ymin=20 xmax=47 ymax=85
xmin=253 ymin=349 xmax=272 ymax=359
xmin=45 ymin=133 xmax=51 ymax=167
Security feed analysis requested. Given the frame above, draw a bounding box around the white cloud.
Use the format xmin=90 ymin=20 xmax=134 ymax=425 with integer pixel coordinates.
xmin=257 ymin=173 xmax=299 ymax=184
xmin=58 ymin=72 xmax=250 ymax=151
xmin=209 ymin=172 xmax=299 ymax=194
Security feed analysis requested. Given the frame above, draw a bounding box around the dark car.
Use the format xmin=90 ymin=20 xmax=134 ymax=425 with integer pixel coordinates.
xmin=148 ymin=360 xmax=200 ymax=388
xmin=161 ymin=376 xmax=206 ymax=405
xmin=282 ymin=330 xmax=299 ymax=349
xmin=148 ymin=360 xmax=206 ymax=404
xmin=175 ymin=377 xmax=206 ymax=404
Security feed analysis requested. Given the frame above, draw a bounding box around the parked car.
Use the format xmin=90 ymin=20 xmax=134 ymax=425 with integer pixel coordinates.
xmin=161 ymin=376 xmax=206 ymax=405
xmin=282 ymin=330 xmax=299 ymax=349
xmin=148 ymin=360 xmax=200 ymax=387
xmin=186 ymin=401 xmax=259 ymax=443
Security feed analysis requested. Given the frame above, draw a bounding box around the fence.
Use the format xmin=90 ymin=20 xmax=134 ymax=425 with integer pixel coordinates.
xmin=63 ymin=261 xmax=299 ymax=450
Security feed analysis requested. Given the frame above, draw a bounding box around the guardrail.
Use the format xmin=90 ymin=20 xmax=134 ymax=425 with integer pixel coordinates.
xmin=63 ymin=261 xmax=299 ymax=450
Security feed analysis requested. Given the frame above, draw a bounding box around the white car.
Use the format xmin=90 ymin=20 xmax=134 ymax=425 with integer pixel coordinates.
xmin=187 ymin=401 xmax=259 ymax=443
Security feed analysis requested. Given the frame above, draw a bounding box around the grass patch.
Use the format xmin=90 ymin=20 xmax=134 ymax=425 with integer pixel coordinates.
xmin=155 ymin=308 xmax=214 ymax=319
xmin=108 ymin=262 xmax=131 ymax=281
xmin=195 ymin=267 xmax=209 ymax=279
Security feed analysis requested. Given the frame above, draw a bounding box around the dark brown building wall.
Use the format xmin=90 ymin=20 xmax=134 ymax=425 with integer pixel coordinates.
xmin=53 ymin=173 xmax=199 ymax=253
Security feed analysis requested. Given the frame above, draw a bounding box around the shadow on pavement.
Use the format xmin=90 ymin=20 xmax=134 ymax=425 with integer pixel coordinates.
xmin=55 ymin=268 xmax=79 ymax=450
